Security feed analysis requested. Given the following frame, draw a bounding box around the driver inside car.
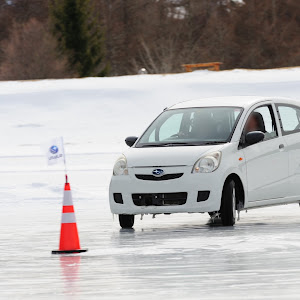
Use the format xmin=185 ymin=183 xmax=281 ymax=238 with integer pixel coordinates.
xmin=245 ymin=112 xmax=266 ymax=134
xmin=245 ymin=111 xmax=276 ymax=140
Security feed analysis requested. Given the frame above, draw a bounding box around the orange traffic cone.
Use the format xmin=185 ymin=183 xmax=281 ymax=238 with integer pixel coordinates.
xmin=52 ymin=176 xmax=87 ymax=254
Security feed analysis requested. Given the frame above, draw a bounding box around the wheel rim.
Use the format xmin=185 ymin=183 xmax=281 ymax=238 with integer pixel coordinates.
xmin=232 ymin=185 xmax=236 ymax=220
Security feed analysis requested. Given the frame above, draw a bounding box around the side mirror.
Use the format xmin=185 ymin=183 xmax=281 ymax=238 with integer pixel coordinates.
xmin=125 ymin=136 xmax=138 ymax=147
xmin=245 ymin=131 xmax=265 ymax=145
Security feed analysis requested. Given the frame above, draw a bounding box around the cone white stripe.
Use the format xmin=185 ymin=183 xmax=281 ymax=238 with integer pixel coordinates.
xmin=63 ymin=191 xmax=73 ymax=206
xmin=61 ymin=212 xmax=76 ymax=224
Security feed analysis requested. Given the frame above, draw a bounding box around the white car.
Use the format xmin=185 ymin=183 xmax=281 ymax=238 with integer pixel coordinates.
xmin=109 ymin=96 xmax=300 ymax=228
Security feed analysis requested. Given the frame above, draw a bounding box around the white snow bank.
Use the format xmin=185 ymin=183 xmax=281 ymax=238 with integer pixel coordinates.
xmin=0 ymin=68 xmax=299 ymax=160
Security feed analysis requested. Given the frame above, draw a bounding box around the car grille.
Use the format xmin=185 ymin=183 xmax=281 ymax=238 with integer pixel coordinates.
xmin=135 ymin=173 xmax=183 ymax=181
xmin=132 ymin=192 xmax=187 ymax=206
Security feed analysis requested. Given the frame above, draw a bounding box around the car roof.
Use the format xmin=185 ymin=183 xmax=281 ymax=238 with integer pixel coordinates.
xmin=168 ymin=96 xmax=299 ymax=110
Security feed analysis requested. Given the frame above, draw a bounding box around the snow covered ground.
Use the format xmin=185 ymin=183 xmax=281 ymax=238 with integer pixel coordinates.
xmin=1 ymin=68 xmax=300 ymax=299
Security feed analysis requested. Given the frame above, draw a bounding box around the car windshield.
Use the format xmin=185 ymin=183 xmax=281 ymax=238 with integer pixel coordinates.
xmin=136 ymin=106 xmax=243 ymax=147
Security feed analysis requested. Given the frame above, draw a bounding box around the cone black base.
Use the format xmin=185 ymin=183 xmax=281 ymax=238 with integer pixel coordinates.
xmin=52 ymin=249 xmax=88 ymax=254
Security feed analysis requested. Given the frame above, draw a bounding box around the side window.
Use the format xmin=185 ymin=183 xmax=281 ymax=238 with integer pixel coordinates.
xmin=277 ymin=105 xmax=300 ymax=135
xmin=244 ymin=105 xmax=278 ymax=141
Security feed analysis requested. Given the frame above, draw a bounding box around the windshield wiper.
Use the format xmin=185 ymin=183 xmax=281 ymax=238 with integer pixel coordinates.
xmin=200 ymin=141 xmax=227 ymax=145
xmin=161 ymin=142 xmax=198 ymax=146
xmin=139 ymin=141 xmax=226 ymax=147
xmin=140 ymin=142 xmax=198 ymax=147
xmin=140 ymin=144 xmax=166 ymax=147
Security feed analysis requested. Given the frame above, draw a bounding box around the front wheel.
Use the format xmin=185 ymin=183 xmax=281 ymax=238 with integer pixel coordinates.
xmin=220 ymin=180 xmax=236 ymax=226
xmin=119 ymin=214 xmax=135 ymax=229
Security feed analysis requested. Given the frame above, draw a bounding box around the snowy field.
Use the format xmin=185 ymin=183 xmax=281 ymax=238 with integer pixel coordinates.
xmin=1 ymin=68 xmax=300 ymax=299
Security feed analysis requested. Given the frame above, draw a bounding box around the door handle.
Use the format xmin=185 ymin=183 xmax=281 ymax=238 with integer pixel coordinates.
xmin=279 ymin=144 xmax=284 ymax=149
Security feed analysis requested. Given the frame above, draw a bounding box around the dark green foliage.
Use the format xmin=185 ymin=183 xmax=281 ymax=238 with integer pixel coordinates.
xmin=50 ymin=0 xmax=107 ymax=77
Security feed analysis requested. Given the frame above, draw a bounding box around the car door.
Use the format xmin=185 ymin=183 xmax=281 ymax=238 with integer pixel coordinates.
xmin=276 ymin=103 xmax=300 ymax=199
xmin=241 ymin=103 xmax=289 ymax=203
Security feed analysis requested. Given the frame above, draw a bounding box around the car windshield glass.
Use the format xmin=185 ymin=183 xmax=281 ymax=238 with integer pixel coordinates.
xmin=136 ymin=107 xmax=243 ymax=147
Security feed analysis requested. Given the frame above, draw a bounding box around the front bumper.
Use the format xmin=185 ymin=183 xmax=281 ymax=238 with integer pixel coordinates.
xmin=109 ymin=166 xmax=222 ymax=215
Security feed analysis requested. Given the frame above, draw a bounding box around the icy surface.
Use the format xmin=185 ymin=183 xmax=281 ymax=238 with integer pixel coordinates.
xmin=1 ymin=68 xmax=300 ymax=299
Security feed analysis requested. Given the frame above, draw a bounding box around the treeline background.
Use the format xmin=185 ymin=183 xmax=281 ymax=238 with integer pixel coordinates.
xmin=0 ymin=0 xmax=299 ymax=80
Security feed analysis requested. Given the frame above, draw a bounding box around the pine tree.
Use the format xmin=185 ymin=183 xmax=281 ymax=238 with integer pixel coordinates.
xmin=50 ymin=0 xmax=108 ymax=77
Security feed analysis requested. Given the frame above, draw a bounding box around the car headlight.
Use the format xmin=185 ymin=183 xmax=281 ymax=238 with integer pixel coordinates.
xmin=113 ymin=155 xmax=128 ymax=176
xmin=192 ymin=151 xmax=222 ymax=173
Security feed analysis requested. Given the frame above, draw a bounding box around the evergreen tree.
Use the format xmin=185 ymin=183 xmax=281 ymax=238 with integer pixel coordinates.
xmin=50 ymin=0 xmax=108 ymax=77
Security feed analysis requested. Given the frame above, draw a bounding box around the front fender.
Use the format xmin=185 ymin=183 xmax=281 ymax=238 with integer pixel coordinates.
xmin=218 ymin=143 xmax=248 ymax=206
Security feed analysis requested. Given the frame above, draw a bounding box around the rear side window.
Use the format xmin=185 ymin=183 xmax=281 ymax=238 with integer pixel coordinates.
xmin=277 ymin=105 xmax=300 ymax=135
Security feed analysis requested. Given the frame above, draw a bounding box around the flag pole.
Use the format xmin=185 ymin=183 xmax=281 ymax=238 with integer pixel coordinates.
xmin=61 ymin=137 xmax=68 ymax=183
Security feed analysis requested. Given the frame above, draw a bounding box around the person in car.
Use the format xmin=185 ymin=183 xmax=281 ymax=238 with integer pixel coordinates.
xmin=245 ymin=111 xmax=276 ymax=140
xmin=245 ymin=112 xmax=266 ymax=134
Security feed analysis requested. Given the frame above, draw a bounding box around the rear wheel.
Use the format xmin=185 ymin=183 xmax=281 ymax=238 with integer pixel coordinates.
xmin=220 ymin=180 xmax=236 ymax=226
xmin=119 ymin=214 xmax=135 ymax=229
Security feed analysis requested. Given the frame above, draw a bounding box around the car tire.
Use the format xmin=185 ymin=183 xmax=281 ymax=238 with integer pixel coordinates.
xmin=220 ymin=180 xmax=236 ymax=226
xmin=119 ymin=214 xmax=135 ymax=229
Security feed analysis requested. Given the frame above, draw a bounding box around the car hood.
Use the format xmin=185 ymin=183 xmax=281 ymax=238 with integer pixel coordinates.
xmin=124 ymin=144 xmax=225 ymax=167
